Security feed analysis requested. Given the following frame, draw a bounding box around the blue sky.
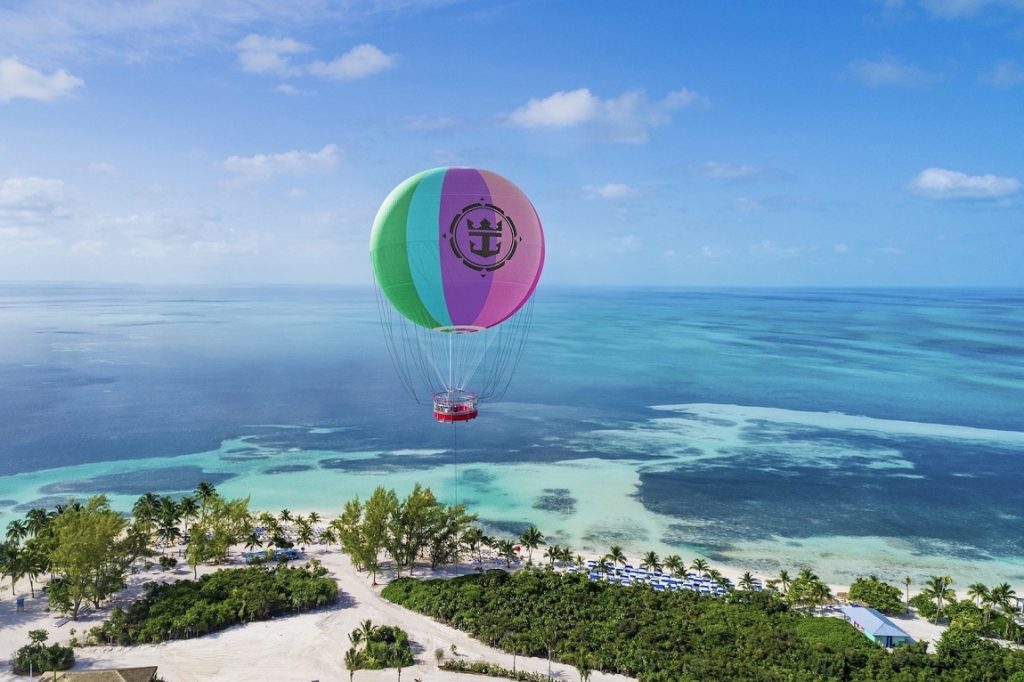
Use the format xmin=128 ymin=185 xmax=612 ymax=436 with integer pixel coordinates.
xmin=1 ymin=0 xmax=1022 ymax=286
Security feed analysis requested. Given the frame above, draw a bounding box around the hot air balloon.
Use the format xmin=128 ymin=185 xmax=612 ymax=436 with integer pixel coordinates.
xmin=370 ymin=167 xmax=544 ymax=422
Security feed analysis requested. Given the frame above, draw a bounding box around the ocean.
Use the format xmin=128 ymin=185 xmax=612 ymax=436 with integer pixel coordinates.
xmin=1 ymin=284 xmax=1022 ymax=589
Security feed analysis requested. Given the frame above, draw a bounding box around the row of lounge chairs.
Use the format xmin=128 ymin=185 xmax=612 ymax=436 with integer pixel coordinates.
xmin=566 ymin=561 xmax=765 ymax=596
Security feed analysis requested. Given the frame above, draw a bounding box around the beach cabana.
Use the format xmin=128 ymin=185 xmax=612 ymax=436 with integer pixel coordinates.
xmin=839 ymin=606 xmax=912 ymax=648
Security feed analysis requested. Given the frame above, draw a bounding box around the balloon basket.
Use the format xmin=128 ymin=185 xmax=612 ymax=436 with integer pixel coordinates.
xmin=433 ymin=389 xmax=478 ymax=423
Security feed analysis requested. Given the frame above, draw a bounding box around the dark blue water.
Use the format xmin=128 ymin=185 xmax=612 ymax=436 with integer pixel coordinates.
xmin=1 ymin=284 xmax=1022 ymax=585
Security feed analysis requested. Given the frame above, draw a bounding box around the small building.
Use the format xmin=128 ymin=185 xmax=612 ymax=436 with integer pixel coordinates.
xmin=39 ymin=667 xmax=158 ymax=682
xmin=839 ymin=606 xmax=913 ymax=648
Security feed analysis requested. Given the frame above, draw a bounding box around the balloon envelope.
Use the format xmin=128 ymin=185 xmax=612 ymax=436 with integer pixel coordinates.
xmin=370 ymin=167 xmax=544 ymax=329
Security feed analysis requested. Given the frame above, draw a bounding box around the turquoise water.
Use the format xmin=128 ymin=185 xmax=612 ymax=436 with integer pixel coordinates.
xmin=1 ymin=284 xmax=1022 ymax=589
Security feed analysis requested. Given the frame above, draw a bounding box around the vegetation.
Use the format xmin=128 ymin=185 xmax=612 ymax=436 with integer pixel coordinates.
xmin=89 ymin=563 xmax=337 ymax=644
xmin=785 ymin=567 xmax=833 ymax=612
xmin=10 ymin=629 xmax=75 ymax=676
xmin=48 ymin=496 xmax=133 ymax=620
xmin=383 ymin=568 xmax=1024 ymax=681
xmin=344 ymin=620 xmax=414 ymax=677
xmin=440 ymin=658 xmax=548 ymax=681
xmin=332 ymin=484 xmax=476 ymax=583
xmin=847 ymin=575 xmax=904 ymax=615
xmin=185 ymin=492 xmax=251 ymax=579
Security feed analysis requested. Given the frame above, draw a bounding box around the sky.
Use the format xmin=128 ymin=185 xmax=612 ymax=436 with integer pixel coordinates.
xmin=0 ymin=0 xmax=1022 ymax=287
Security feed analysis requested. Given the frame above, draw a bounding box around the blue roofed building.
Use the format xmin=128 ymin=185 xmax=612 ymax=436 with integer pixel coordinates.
xmin=839 ymin=606 xmax=913 ymax=648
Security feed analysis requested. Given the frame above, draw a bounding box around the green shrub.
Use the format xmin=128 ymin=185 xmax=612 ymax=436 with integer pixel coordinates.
xmin=382 ymin=568 xmax=1024 ymax=681
xmin=441 ymin=658 xmax=548 ymax=681
xmin=795 ymin=617 xmax=875 ymax=651
xmin=10 ymin=629 xmax=75 ymax=675
xmin=345 ymin=621 xmax=414 ymax=672
xmin=89 ymin=564 xmax=336 ymax=645
xmin=848 ymin=576 xmax=904 ymax=615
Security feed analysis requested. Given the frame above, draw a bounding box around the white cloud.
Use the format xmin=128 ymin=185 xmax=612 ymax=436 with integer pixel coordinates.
xmin=834 ymin=243 xmax=850 ymax=253
xmin=221 ymin=144 xmax=340 ymax=182
xmin=583 ymin=183 xmax=638 ymax=199
xmin=235 ymin=34 xmax=311 ymax=76
xmin=308 ymin=44 xmax=396 ymax=80
xmin=0 ymin=1 xmax=436 ymax=62
xmin=700 ymin=245 xmax=729 ymax=259
xmin=507 ymin=88 xmax=601 ymax=128
xmin=404 ymin=116 xmax=460 ymax=131
xmin=982 ymin=59 xmax=1024 ymax=88
xmin=698 ymin=161 xmax=765 ymax=179
xmin=875 ymin=0 xmax=1024 ymax=18
xmin=276 ymin=83 xmax=312 ymax=96
xmin=0 ymin=57 xmax=83 ymax=102
xmin=908 ymin=167 xmax=1020 ymax=199
xmin=507 ymin=86 xmax=709 ymax=142
xmin=848 ymin=56 xmax=939 ymax=88
xmin=0 ymin=177 xmax=69 ymax=226
xmin=88 ymin=161 xmax=117 ymax=174
xmin=918 ymin=0 xmax=1024 ymax=17
xmin=749 ymin=240 xmax=811 ymax=258
xmin=610 ymin=234 xmax=640 ymax=251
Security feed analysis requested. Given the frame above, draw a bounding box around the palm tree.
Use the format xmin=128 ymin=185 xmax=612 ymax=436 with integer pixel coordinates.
xmin=156 ymin=519 xmax=182 ymax=554
xmin=1 ymin=542 xmax=23 ymax=595
xmin=396 ymin=647 xmax=413 ymax=681
xmin=537 ymin=627 xmax=559 ymax=680
xmin=344 ymin=647 xmax=363 ymax=682
xmin=195 ymin=481 xmax=217 ymax=505
xmin=574 ymin=650 xmax=592 ymax=682
xmin=308 ymin=511 xmax=321 ymax=526
xmin=244 ymin=530 xmax=264 ymax=552
xmin=663 ymin=554 xmax=684 ymax=577
xmin=990 ymin=583 xmax=1017 ymax=636
xmin=5 ymin=519 xmax=28 ymax=545
xmin=811 ymin=581 xmax=833 ymax=613
xmin=739 ymin=571 xmax=755 ymax=590
xmin=359 ymin=619 xmax=375 ymax=641
xmin=707 ymin=569 xmax=728 ymax=588
xmin=797 ymin=567 xmax=818 ymax=582
xmin=967 ymin=582 xmax=990 ymax=607
xmin=903 ymin=576 xmax=912 ymax=613
xmin=690 ymin=558 xmax=710 ymax=577
xmin=640 ymin=551 xmax=661 ymax=573
xmin=923 ymin=575 xmax=954 ymax=624
xmin=544 ymin=544 xmax=562 ymax=567
xmin=22 ymin=544 xmax=48 ymax=597
xmin=496 ymin=539 xmax=517 ymax=568
xmin=319 ymin=526 xmax=338 ymax=549
xmin=519 ymin=526 xmax=544 ymax=564
xmin=177 ymin=495 xmax=199 ymax=535
xmin=461 ymin=527 xmax=484 ymax=565
xmin=25 ymin=508 xmax=50 ymax=537
xmin=295 ymin=522 xmax=315 ymax=552
xmin=605 ymin=545 xmax=626 ymax=569
xmin=348 ymin=629 xmax=363 ymax=649
xmin=279 ymin=508 xmax=293 ymax=524
xmin=777 ymin=569 xmax=791 ymax=595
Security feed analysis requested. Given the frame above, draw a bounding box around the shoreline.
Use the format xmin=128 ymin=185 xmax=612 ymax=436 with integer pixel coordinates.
xmin=0 ymin=508 xmax=963 ymax=681
xmin=0 ymin=526 xmax=638 ymax=682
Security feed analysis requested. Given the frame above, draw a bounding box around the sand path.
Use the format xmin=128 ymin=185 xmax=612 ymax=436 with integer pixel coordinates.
xmin=0 ymin=546 xmax=635 ymax=682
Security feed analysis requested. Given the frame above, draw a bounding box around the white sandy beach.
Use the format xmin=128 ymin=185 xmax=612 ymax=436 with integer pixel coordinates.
xmin=0 ymin=534 xmax=638 ymax=682
xmin=0 ymin=512 xmax=951 ymax=681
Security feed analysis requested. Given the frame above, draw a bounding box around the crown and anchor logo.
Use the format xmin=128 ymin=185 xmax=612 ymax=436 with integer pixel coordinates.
xmin=449 ymin=201 xmax=521 ymax=274
xmin=465 ymin=217 xmax=502 ymax=258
